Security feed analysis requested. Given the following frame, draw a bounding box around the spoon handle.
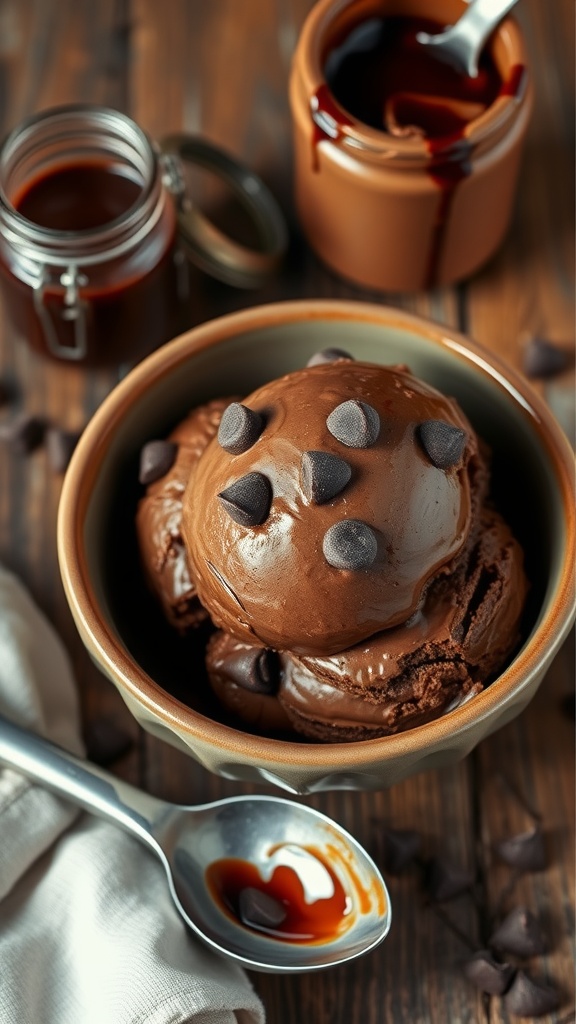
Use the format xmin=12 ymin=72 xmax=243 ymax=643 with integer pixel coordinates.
xmin=0 ymin=713 xmax=168 ymax=850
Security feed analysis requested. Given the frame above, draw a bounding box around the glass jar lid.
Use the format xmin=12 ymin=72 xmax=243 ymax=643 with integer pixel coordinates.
xmin=159 ymin=133 xmax=288 ymax=289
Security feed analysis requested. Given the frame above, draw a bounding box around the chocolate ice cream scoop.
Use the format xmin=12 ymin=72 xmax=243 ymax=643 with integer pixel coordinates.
xmin=182 ymin=362 xmax=478 ymax=656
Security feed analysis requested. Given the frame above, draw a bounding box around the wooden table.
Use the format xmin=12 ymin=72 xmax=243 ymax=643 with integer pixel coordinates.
xmin=0 ymin=2 xmax=573 ymax=1021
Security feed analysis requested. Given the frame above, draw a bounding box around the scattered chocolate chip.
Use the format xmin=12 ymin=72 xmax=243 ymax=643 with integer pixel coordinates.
xmin=504 ymin=971 xmax=560 ymax=1017
xmin=0 ymin=412 xmax=45 ymax=454
xmin=238 ymin=887 xmax=287 ymax=929
xmin=301 ymin=450 xmax=352 ymax=504
xmin=380 ymin=827 xmax=421 ymax=874
xmin=139 ymin=440 xmax=178 ymax=485
xmin=218 ymin=402 xmax=264 ymax=455
xmin=495 ymin=771 xmax=542 ymax=823
xmin=323 ymin=519 xmax=378 ymax=570
xmin=495 ymin=827 xmax=546 ymax=871
xmin=46 ymin=427 xmax=80 ymax=473
xmin=327 ymin=399 xmax=380 ymax=448
xmin=417 ymin=420 xmax=466 ymax=469
xmin=0 ymin=379 xmax=10 ymax=406
xmin=560 ymin=692 xmax=575 ymax=721
xmin=224 ymin=647 xmax=280 ymax=695
xmin=463 ymin=950 xmax=515 ymax=996
xmin=490 ymin=906 xmax=546 ymax=957
xmin=84 ymin=715 xmax=134 ymax=765
xmin=306 ymin=348 xmax=354 ymax=367
xmin=522 ymin=335 xmax=570 ymax=379
xmin=425 ymin=856 xmax=474 ymax=901
xmin=218 ymin=472 xmax=272 ymax=527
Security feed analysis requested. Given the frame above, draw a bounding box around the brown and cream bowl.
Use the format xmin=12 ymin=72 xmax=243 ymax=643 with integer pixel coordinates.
xmin=58 ymin=301 xmax=575 ymax=794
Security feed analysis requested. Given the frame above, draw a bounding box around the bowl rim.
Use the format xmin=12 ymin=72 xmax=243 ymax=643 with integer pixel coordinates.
xmin=58 ymin=299 xmax=576 ymax=767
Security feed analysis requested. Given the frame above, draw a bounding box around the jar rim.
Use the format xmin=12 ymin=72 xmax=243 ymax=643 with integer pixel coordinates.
xmin=0 ymin=104 xmax=161 ymax=261
xmin=298 ymin=0 xmax=530 ymax=163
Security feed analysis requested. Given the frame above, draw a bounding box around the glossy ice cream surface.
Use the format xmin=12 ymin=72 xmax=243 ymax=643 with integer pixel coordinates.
xmin=182 ymin=360 xmax=478 ymax=656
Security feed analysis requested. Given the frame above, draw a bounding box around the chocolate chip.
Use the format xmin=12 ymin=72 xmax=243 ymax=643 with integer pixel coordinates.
xmin=490 ymin=907 xmax=546 ymax=957
xmin=522 ymin=335 xmax=570 ymax=379
xmin=417 ymin=420 xmax=466 ymax=469
xmin=218 ymin=402 xmax=264 ymax=455
xmin=323 ymin=519 xmax=378 ymax=570
xmin=224 ymin=647 xmax=280 ymax=695
xmin=84 ymin=715 xmax=134 ymax=765
xmin=306 ymin=348 xmax=354 ymax=367
xmin=218 ymin=472 xmax=272 ymax=527
xmin=463 ymin=950 xmax=515 ymax=996
xmin=0 ymin=379 xmax=11 ymax=406
xmin=327 ymin=399 xmax=380 ymax=448
xmin=0 ymin=412 xmax=45 ymax=454
xmin=560 ymin=692 xmax=575 ymax=720
xmin=380 ymin=827 xmax=421 ymax=874
xmin=139 ymin=440 xmax=178 ymax=485
xmin=238 ymin=887 xmax=287 ymax=929
xmin=425 ymin=856 xmax=474 ymax=901
xmin=504 ymin=971 xmax=560 ymax=1017
xmin=46 ymin=427 xmax=80 ymax=473
xmin=495 ymin=827 xmax=546 ymax=871
xmin=301 ymin=450 xmax=352 ymax=504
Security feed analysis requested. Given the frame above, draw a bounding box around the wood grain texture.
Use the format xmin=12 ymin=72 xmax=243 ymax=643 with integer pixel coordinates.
xmin=0 ymin=1 xmax=573 ymax=1022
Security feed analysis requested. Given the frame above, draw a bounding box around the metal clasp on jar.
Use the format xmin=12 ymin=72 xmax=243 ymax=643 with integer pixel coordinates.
xmin=33 ymin=263 xmax=89 ymax=361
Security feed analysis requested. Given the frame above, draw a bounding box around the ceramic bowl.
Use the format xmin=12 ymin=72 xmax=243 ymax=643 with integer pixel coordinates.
xmin=58 ymin=301 xmax=575 ymax=794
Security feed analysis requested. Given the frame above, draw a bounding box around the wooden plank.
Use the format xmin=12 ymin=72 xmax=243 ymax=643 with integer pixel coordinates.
xmin=0 ymin=0 xmax=140 ymax=784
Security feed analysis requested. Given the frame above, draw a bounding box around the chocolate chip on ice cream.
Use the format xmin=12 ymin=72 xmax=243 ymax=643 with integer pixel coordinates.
xmin=306 ymin=348 xmax=353 ymax=367
xmin=301 ymin=450 xmax=352 ymax=504
xmin=218 ymin=402 xmax=264 ymax=455
xmin=139 ymin=440 xmax=178 ymax=485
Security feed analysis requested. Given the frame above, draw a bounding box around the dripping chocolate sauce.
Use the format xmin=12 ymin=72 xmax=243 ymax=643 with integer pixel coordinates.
xmin=311 ymin=15 xmax=526 ymax=286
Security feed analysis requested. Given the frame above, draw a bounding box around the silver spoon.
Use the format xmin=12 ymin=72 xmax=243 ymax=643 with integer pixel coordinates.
xmin=0 ymin=714 xmax=391 ymax=973
xmin=416 ymin=0 xmax=520 ymax=78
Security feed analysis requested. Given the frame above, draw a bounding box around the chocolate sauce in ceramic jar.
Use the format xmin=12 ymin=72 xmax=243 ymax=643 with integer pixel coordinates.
xmin=289 ymin=0 xmax=532 ymax=291
xmin=0 ymin=106 xmax=183 ymax=367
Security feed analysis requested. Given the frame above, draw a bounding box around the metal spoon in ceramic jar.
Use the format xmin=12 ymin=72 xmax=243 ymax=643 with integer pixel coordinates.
xmin=0 ymin=714 xmax=390 ymax=973
xmin=416 ymin=0 xmax=520 ymax=78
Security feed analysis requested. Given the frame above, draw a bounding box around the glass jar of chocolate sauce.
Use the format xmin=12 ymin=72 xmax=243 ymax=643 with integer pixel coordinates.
xmin=289 ymin=0 xmax=532 ymax=292
xmin=0 ymin=106 xmax=286 ymax=366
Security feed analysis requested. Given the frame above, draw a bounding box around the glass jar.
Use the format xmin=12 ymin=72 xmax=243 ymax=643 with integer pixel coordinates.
xmin=0 ymin=106 xmax=287 ymax=366
xmin=0 ymin=106 xmax=183 ymax=366
xmin=289 ymin=0 xmax=533 ymax=292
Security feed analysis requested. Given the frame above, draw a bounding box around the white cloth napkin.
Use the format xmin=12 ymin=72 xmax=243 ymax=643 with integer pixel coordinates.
xmin=0 ymin=564 xmax=265 ymax=1024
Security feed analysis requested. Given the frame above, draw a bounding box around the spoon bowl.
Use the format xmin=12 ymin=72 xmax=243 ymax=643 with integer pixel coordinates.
xmin=0 ymin=714 xmax=390 ymax=972
xmin=416 ymin=0 xmax=520 ymax=78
